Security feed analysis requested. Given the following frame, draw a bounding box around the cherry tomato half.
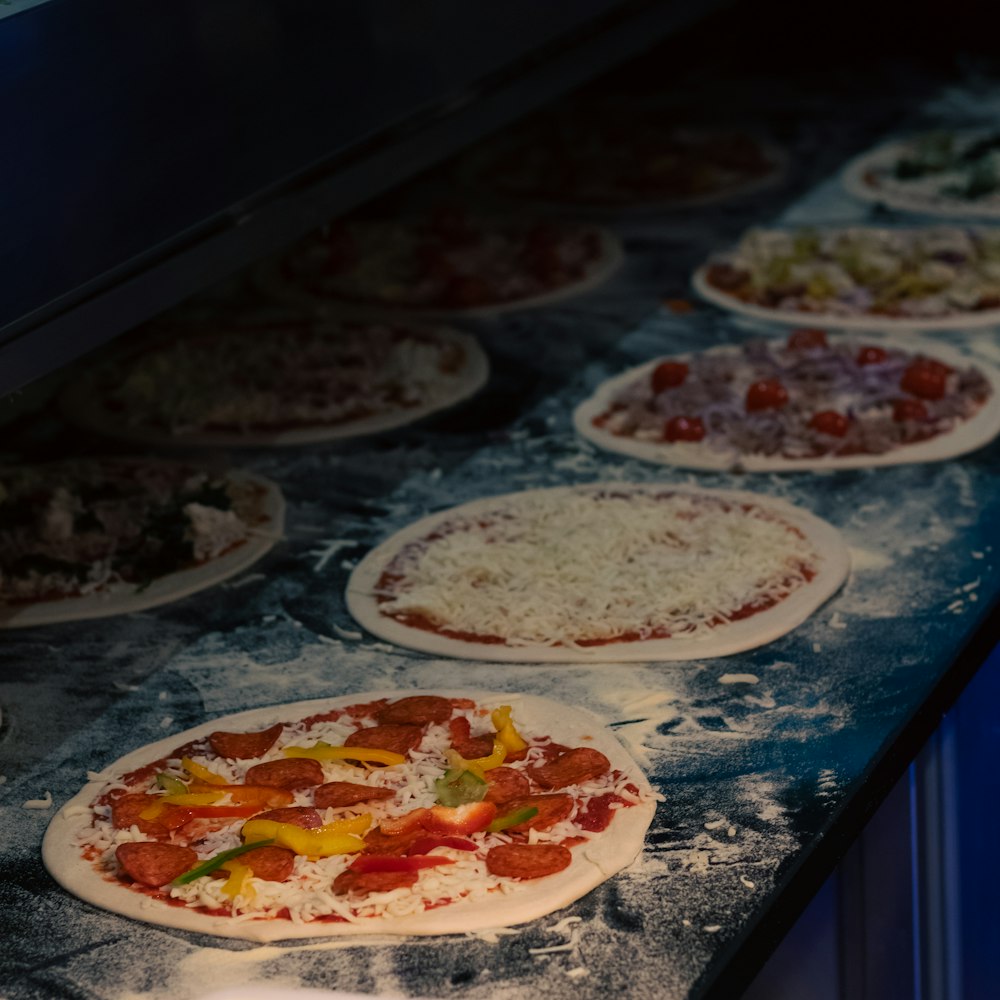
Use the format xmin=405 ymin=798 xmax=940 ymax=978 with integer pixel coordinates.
xmin=808 ymin=410 xmax=850 ymax=437
xmin=651 ymin=361 xmax=689 ymax=394
xmin=663 ymin=415 xmax=705 ymax=442
xmin=900 ymin=361 xmax=948 ymax=400
xmin=787 ymin=328 xmax=828 ymax=351
xmin=746 ymin=379 xmax=789 ymax=412
xmin=892 ymin=398 xmax=929 ymax=422
xmin=856 ymin=346 xmax=888 ymax=366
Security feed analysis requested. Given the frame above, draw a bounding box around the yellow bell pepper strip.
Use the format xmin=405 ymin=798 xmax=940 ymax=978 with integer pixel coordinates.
xmin=220 ymin=860 xmax=255 ymax=902
xmin=487 ymin=806 xmax=539 ymax=833
xmin=283 ymin=742 xmax=405 ymax=767
xmin=171 ymin=839 xmax=275 ymax=886
xmin=158 ymin=792 xmax=225 ymax=807
xmin=491 ymin=705 xmax=528 ymax=754
xmin=181 ymin=757 xmax=230 ymax=786
xmin=241 ymin=815 xmax=370 ymax=857
xmin=187 ymin=783 xmax=294 ymax=808
xmin=445 ymin=739 xmax=507 ymax=780
xmin=138 ymin=800 xmax=169 ymax=822
xmin=434 ymin=768 xmax=487 ymax=807
xmin=155 ymin=773 xmax=188 ymax=795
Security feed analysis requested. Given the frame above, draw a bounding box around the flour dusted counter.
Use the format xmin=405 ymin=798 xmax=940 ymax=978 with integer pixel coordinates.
xmin=2 ymin=52 xmax=997 ymax=1000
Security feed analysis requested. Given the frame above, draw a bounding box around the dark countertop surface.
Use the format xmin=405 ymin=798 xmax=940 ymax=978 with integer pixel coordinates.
xmin=3 ymin=59 xmax=999 ymax=1000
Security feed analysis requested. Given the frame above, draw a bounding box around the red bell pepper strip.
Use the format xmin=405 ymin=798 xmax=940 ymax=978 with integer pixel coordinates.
xmin=349 ymin=854 xmax=456 ymax=874
xmin=406 ymin=836 xmax=478 ymax=856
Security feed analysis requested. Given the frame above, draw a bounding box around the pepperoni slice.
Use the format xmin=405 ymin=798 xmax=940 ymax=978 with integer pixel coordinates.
xmin=376 ymin=696 xmax=453 ymax=726
xmin=344 ymin=724 xmax=423 ymax=758
xmin=244 ymin=758 xmax=325 ymax=789
xmin=314 ymin=782 xmax=395 ymax=810
xmin=448 ymin=717 xmax=494 ymax=759
xmin=209 ymin=724 xmax=283 ymax=760
xmin=486 ymin=843 xmax=572 ymax=880
xmin=239 ymin=846 xmax=296 ymax=882
xmin=253 ymin=806 xmax=323 ymax=828
xmin=116 ymin=842 xmax=198 ymax=887
xmin=362 ymin=827 xmax=426 ymax=856
xmin=483 ymin=766 xmax=531 ymax=805
xmin=333 ymin=868 xmax=420 ymax=896
xmin=110 ymin=793 xmax=169 ymax=838
xmin=529 ymin=747 xmax=611 ymax=790
xmin=499 ymin=794 xmax=574 ymax=832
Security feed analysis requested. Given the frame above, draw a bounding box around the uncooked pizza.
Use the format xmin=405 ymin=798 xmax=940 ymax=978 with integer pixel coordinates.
xmin=575 ymin=330 xmax=1000 ymax=471
xmin=0 ymin=459 xmax=282 ymax=627
xmin=464 ymin=104 xmax=782 ymax=210
xmin=346 ymin=485 xmax=849 ymax=661
xmin=43 ymin=690 xmax=657 ymax=940
xmin=694 ymin=226 xmax=1000 ymax=330
xmin=258 ymin=210 xmax=623 ymax=317
xmin=60 ymin=322 xmax=488 ymax=447
xmin=843 ymin=130 xmax=1000 ymax=218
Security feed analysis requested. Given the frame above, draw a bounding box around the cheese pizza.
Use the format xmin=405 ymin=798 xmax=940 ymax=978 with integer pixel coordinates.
xmin=43 ymin=691 xmax=657 ymax=940
xmin=346 ymin=485 xmax=849 ymax=661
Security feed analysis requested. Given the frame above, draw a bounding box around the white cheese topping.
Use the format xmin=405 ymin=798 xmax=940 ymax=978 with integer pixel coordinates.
xmin=378 ymin=490 xmax=818 ymax=646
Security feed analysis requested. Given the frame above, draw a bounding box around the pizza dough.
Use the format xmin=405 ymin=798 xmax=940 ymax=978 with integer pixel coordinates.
xmin=842 ymin=130 xmax=1000 ymax=219
xmin=693 ymin=226 xmax=1000 ymax=331
xmin=43 ymin=690 xmax=657 ymax=940
xmin=460 ymin=104 xmax=785 ymax=214
xmin=256 ymin=219 xmax=624 ymax=319
xmin=60 ymin=324 xmax=489 ymax=448
xmin=0 ymin=461 xmax=283 ymax=628
xmin=574 ymin=333 xmax=1000 ymax=471
xmin=346 ymin=485 xmax=849 ymax=661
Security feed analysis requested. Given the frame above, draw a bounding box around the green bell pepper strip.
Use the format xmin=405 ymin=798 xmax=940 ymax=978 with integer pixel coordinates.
xmin=171 ymin=839 xmax=275 ymax=886
xmin=155 ymin=773 xmax=188 ymax=795
xmin=434 ymin=768 xmax=487 ymax=807
xmin=487 ymin=806 xmax=539 ymax=833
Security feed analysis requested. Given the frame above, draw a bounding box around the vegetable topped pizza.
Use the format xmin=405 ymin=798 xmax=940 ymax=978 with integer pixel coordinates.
xmin=61 ymin=322 xmax=488 ymax=446
xmin=0 ymin=459 xmax=281 ymax=625
xmin=696 ymin=226 xmax=1000 ymax=327
xmin=260 ymin=209 xmax=621 ymax=315
xmin=465 ymin=105 xmax=781 ymax=209
xmin=575 ymin=330 xmax=999 ymax=470
xmin=844 ymin=130 xmax=1000 ymax=217
xmin=347 ymin=485 xmax=849 ymax=662
xmin=45 ymin=692 xmax=657 ymax=939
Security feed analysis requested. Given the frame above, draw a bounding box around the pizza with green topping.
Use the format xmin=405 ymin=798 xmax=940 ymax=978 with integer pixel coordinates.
xmin=43 ymin=691 xmax=657 ymax=939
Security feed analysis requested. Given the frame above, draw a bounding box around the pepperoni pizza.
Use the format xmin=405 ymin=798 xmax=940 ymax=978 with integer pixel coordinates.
xmin=44 ymin=691 xmax=657 ymax=940
xmin=257 ymin=210 xmax=623 ymax=318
